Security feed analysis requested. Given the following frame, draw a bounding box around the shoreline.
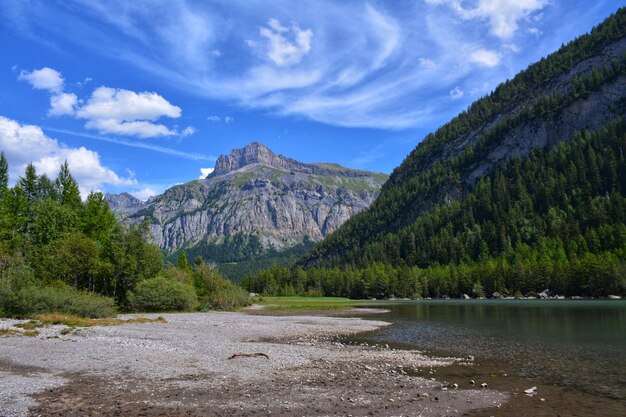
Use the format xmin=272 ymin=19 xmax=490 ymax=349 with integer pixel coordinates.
xmin=0 ymin=312 xmax=506 ymax=416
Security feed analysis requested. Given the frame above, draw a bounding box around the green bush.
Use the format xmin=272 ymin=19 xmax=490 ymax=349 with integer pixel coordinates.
xmin=204 ymin=283 xmax=251 ymax=311
xmin=0 ymin=283 xmax=116 ymax=318
xmin=129 ymin=276 xmax=198 ymax=312
xmin=192 ymin=261 xmax=251 ymax=310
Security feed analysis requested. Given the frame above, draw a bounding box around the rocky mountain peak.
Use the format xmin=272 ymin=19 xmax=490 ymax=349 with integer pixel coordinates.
xmin=208 ymin=142 xmax=313 ymax=178
xmin=104 ymin=192 xmax=146 ymax=215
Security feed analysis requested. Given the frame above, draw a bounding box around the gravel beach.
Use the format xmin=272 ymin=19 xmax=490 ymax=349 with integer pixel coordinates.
xmin=0 ymin=312 xmax=506 ymax=416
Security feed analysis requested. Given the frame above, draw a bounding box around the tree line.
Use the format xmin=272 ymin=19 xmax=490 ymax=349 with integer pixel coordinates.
xmin=0 ymin=157 xmax=248 ymax=317
xmin=243 ymin=120 xmax=626 ymax=298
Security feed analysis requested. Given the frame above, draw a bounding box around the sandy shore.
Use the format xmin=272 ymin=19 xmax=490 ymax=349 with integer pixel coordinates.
xmin=0 ymin=312 xmax=506 ymax=416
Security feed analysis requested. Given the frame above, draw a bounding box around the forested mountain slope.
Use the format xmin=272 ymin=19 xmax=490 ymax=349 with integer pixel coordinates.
xmin=302 ymin=9 xmax=626 ymax=272
xmin=244 ymin=9 xmax=626 ymax=298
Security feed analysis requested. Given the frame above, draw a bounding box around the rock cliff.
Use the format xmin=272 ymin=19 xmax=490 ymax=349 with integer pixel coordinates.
xmin=108 ymin=143 xmax=387 ymax=252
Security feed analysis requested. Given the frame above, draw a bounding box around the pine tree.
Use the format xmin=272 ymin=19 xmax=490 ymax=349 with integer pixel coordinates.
xmin=37 ymin=174 xmax=57 ymax=200
xmin=177 ymin=251 xmax=189 ymax=270
xmin=18 ymin=163 xmax=39 ymax=201
xmin=0 ymin=152 xmax=8 ymax=197
xmin=56 ymin=161 xmax=82 ymax=207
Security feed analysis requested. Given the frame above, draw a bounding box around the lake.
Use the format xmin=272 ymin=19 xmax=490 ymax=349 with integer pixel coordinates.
xmin=350 ymin=300 xmax=626 ymax=416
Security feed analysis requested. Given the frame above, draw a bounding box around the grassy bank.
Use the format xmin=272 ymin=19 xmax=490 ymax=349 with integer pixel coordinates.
xmin=254 ymin=296 xmax=374 ymax=312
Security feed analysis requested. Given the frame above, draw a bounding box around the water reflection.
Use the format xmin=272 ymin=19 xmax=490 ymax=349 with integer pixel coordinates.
xmin=356 ymin=300 xmax=626 ymax=400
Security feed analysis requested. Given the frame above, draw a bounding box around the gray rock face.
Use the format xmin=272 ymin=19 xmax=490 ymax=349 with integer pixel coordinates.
xmin=104 ymin=192 xmax=146 ymax=216
xmin=108 ymin=143 xmax=387 ymax=252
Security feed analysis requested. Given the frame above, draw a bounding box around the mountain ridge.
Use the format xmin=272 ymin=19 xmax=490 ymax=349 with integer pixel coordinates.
xmin=107 ymin=142 xmax=388 ymax=256
xmin=208 ymin=142 xmax=382 ymax=179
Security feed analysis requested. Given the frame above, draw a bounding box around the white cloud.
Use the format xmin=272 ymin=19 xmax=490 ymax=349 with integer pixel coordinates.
xmin=19 ymin=67 xmax=78 ymax=117
xmin=198 ymin=167 xmax=214 ymax=179
xmin=449 ymin=86 xmax=464 ymax=99
xmin=259 ymin=18 xmax=313 ymax=66
xmin=77 ymin=86 xmax=180 ymax=121
xmin=470 ymin=49 xmax=501 ymax=67
xmin=75 ymin=86 xmax=187 ymax=138
xmin=207 ymin=115 xmax=233 ymax=124
xmin=49 ymin=92 xmax=78 ymax=116
xmin=18 ymin=67 xmax=64 ymax=93
xmin=18 ymin=66 xmax=192 ymax=138
xmin=0 ymin=115 xmax=135 ymax=197
xmin=426 ymin=0 xmax=548 ymax=39
xmin=181 ymin=126 xmax=196 ymax=137
xmin=84 ymin=119 xmax=178 ymax=138
xmin=77 ymin=77 xmax=93 ymax=87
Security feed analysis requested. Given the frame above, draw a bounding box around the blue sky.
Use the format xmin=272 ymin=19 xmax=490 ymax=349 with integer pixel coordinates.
xmin=0 ymin=0 xmax=623 ymax=199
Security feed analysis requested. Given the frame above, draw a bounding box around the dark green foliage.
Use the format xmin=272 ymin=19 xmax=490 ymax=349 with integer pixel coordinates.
xmin=274 ymin=121 xmax=626 ymax=298
xmin=0 ymin=152 xmax=9 ymax=197
xmin=55 ymin=161 xmax=82 ymax=209
xmin=0 ymin=273 xmax=117 ymax=318
xmin=0 ymin=159 xmax=251 ymax=316
xmin=304 ymin=9 xmax=626 ymax=268
xmin=172 ymin=233 xmax=264 ymax=265
xmin=170 ymin=234 xmax=315 ymax=281
xmin=292 ymin=10 xmax=626 ymax=298
xmin=18 ymin=163 xmax=39 ymax=202
xmin=176 ymin=251 xmax=189 ymax=270
xmin=128 ymin=275 xmax=198 ymax=312
xmin=191 ymin=259 xmax=251 ymax=310
xmin=0 ymin=160 xmax=172 ymax=315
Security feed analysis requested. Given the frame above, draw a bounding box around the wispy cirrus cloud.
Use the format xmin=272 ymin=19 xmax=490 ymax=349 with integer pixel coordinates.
xmin=259 ymin=18 xmax=313 ymax=66
xmin=3 ymin=0 xmax=552 ymax=130
xmin=425 ymin=0 xmax=548 ymax=39
xmin=44 ymin=127 xmax=215 ymax=161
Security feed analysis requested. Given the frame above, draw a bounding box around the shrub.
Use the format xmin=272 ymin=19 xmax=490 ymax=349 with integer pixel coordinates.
xmin=204 ymin=283 xmax=251 ymax=311
xmin=0 ymin=284 xmax=116 ymax=318
xmin=129 ymin=276 xmax=198 ymax=312
xmin=192 ymin=261 xmax=251 ymax=310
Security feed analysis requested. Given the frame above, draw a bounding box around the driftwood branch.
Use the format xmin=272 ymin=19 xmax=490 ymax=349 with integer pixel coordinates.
xmin=228 ymin=352 xmax=270 ymax=360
